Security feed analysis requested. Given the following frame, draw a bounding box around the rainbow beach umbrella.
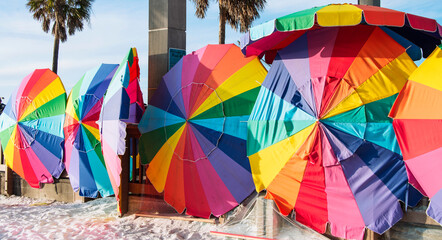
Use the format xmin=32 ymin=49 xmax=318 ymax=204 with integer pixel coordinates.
xmin=138 ymin=44 xmax=267 ymax=218
xmin=390 ymin=45 xmax=442 ymax=225
xmin=64 ymin=64 xmax=118 ymax=198
xmin=99 ymin=48 xmax=144 ymax=201
xmin=0 ymin=69 xmax=66 ymax=188
xmin=241 ymin=4 xmax=442 ymax=63
xmin=247 ymin=26 xmax=423 ymax=240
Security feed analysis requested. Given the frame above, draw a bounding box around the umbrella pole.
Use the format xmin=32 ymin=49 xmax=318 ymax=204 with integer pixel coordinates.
xmin=118 ymin=138 xmax=130 ymax=217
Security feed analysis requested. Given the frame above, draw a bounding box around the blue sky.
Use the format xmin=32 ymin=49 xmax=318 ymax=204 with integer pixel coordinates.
xmin=0 ymin=0 xmax=441 ymax=103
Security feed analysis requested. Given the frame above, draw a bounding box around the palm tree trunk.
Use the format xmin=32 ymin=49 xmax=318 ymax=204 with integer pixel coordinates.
xmin=52 ymin=36 xmax=59 ymax=74
xmin=219 ymin=4 xmax=226 ymax=44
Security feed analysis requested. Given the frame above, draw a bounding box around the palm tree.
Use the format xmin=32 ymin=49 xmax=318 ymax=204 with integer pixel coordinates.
xmin=26 ymin=0 xmax=94 ymax=74
xmin=192 ymin=0 xmax=266 ymax=44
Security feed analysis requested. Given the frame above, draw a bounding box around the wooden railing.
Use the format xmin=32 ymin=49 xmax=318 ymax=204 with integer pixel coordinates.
xmin=0 ymin=145 xmax=5 ymax=172
xmin=118 ymin=124 xmax=163 ymax=216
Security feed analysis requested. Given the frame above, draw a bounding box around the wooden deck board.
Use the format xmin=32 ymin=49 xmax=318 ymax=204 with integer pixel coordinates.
xmin=135 ymin=213 xmax=221 ymax=224
xmin=210 ymin=231 xmax=275 ymax=240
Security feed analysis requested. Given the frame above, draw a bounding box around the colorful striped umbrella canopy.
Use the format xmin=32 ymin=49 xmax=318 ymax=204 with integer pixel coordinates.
xmin=390 ymin=45 xmax=442 ymax=225
xmin=0 ymin=69 xmax=66 ymax=188
xmin=247 ymin=26 xmax=423 ymax=240
xmin=64 ymin=64 xmax=119 ymax=198
xmin=138 ymin=44 xmax=267 ymax=218
xmin=99 ymin=48 xmax=144 ymax=201
xmin=241 ymin=4 xmax=442 ymax=63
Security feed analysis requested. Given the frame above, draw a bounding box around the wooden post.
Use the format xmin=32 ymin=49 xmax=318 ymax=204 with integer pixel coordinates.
xmin=5 ymin=165 xmax=14 ymax=196
xmin=364 ymin=229 xmax=381 ymax=240
xmin=118 ymin=134 xmax=130 ymax=217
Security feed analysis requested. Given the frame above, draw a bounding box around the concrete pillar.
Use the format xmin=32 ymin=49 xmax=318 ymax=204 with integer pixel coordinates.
xmin=358 ymin=0 xmax=380 ymax=6
xmin=255 ymin=195 xmax=279 ymax=238
xmin=255 ymin=196 xmax=265 ymax=237
xmin=148 ymin=0 xmax=186 ymax=102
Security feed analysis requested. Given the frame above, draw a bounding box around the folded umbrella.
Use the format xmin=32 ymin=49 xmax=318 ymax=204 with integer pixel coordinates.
xmin=99 ymin=48 xmax=145 ymax=201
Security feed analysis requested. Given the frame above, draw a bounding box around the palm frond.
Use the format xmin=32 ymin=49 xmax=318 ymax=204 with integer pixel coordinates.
xmin=26 ymin=0 xmax=94 ymax=38
xmin=191 ymin=0 xmax=209 ymax=18
xmin=223 ymin=0 xmax=266 ymax=32
xmin=27 ymin=0 xmax=94 ymax=72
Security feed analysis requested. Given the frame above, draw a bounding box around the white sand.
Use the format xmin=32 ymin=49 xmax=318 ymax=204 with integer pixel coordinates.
xmin=0 ymin=195 xmax=331 ymax=239
xmin=0 ymin=195 xmax=222 ymax=239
